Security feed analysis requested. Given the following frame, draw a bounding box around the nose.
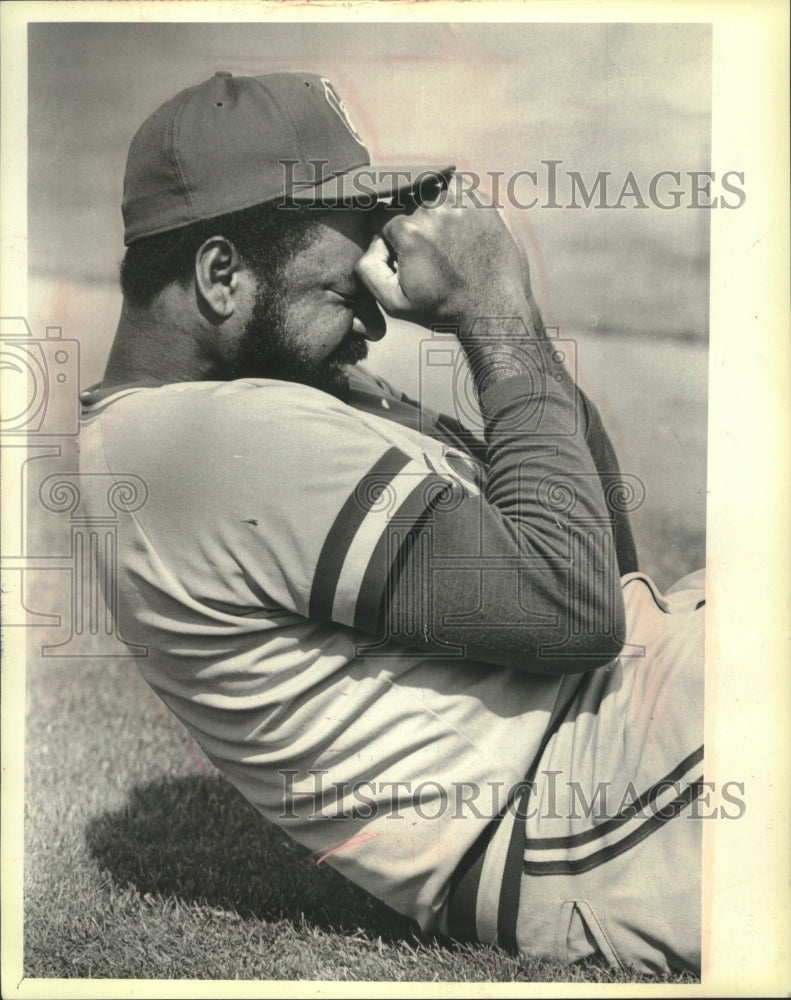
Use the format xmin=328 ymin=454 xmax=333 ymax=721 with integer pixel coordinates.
xmin=352 ymin=287 xmax=387 ymax=341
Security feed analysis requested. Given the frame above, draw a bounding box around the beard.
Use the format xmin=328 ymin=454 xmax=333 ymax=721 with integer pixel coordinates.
xmin=228 ymin=283 xmax=369 ymax=397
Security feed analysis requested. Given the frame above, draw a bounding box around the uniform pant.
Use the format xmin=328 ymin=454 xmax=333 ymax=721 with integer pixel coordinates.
xmin=445 ymin=570 xmax=705 ymax=975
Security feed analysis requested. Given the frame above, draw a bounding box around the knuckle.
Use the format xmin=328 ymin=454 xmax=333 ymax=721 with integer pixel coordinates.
xmin=382 ymin=214 xmax=408 ymax=240
xmin=400 ymin=218 xmax=422 ymax=239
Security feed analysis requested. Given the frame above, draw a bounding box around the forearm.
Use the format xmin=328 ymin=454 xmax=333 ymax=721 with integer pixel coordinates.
xmin=361 ymin=185 xmax=626 ymax=669
xmin=385 ymin=312 xmax=626 ymax=674
xmin=512 ymin=284 xmax=639 ymax=575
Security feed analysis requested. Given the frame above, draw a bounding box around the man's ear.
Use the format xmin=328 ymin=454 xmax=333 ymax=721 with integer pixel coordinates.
xmin=194 ymin=237 xmax=245 ymax=320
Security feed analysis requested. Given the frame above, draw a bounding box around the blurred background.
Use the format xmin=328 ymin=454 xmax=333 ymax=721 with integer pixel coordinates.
xmin=27 ymin=20 xmax=710 ymax=587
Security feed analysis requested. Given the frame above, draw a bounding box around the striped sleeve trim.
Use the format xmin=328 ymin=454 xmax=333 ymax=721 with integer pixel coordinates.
xmin=308 ymin=446 xmax=451 ymax=632
xmin=352 ymin=475 xmax=450 ymax=633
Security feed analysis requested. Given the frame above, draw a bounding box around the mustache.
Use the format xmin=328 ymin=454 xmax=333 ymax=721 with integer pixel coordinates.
xmin=328 ymin=334 xmax=369 ymax=367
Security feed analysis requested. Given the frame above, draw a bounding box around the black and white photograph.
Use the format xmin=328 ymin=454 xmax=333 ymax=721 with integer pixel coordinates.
xmin=1 ymin=2 xmax=788 ymax=994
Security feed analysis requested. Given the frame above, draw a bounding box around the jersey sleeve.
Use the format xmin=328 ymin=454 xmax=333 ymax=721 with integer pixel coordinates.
xmin=222 ymin=383 xmax=455 ymax=633
xmin=220 ymin=364 xmax=626 ymax=673
xmin=384 ymin=367 xmax=629 ymax=673
xmin=303 ymin=441 xmax=453 ymax=633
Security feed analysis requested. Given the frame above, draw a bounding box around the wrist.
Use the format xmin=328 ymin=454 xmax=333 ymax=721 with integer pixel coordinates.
xmin=455 ymin=286 xmax=533 ymax=338
xmin=453 ymin=288 xmax=544 ymax=396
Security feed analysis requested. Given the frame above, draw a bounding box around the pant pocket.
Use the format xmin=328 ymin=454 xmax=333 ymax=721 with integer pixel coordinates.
xmin=556 ymin=899 xmax=624 ymax=970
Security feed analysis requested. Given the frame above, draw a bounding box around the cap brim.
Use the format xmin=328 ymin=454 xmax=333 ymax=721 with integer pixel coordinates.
xmin=287 ymin=163 xmax=456 ymax=208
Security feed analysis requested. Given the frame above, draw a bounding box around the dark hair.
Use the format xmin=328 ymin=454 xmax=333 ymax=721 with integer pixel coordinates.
xmin=119 ymin=202 xmax=323 ymax=307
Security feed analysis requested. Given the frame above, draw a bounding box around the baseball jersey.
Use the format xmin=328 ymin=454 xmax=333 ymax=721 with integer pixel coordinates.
xmin=78 ymin=360 xmax=623 ymax=931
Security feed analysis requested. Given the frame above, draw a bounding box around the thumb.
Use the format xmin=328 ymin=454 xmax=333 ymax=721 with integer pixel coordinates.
xmin=355 ymin=234 xmax=413 ymax=315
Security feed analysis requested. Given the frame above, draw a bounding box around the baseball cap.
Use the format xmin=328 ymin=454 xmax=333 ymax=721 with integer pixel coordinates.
xmin=122 ymin=70 xmax=454 ymax=245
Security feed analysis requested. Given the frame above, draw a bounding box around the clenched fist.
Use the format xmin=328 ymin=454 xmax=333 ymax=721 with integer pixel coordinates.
xmin=355 ymin=175 xmax=530 ymax=334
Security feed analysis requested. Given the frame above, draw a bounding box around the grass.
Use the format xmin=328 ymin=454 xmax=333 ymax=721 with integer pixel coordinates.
xmin=14 ymin=331 xmax=706 ymax=986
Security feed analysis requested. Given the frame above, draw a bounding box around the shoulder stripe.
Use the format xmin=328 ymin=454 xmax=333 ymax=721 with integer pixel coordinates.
xmin=352 ymin=474 xmax=450 ymax=634
xmin=331 ymin=459 xmax=448 ymax=627
xmin=309 ymin=447 xmax=411 ymax=622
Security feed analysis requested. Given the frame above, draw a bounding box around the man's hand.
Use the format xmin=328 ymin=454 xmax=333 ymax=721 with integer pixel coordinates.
xmin=355 ymin=175 xmax=530 ymax=333
xmin=355 ymin=178 xmax=626 ymax=673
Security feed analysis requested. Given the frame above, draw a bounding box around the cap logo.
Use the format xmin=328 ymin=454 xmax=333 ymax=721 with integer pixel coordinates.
xmin=321 ymin=78 xmax=365 ymax=146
